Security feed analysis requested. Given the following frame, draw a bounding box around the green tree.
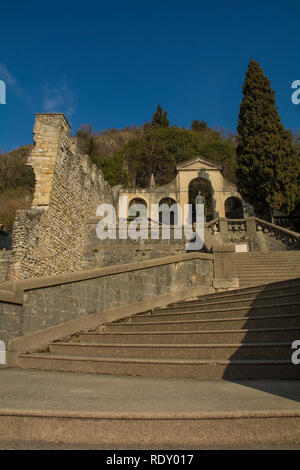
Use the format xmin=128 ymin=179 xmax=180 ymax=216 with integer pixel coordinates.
xmin=118 ymin=126 xmax=236 ymax=188
xmin=191 ymin=120 xmax=208 ymax=132
xmin=236 ymin=59 xmax=300 ymax=219
xmin=150 ymin=104 xmax=170 ymax=128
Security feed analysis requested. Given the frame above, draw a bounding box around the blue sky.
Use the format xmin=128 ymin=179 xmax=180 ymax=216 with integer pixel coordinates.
xmin=0 ymin=0 xmax=299 ymax=151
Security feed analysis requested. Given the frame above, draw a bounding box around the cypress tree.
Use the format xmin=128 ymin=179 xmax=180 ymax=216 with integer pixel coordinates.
xmin=150 ymin=104 xmax=170 ymax=128
xmin=236 ymin=59 xmax=299 ymax=219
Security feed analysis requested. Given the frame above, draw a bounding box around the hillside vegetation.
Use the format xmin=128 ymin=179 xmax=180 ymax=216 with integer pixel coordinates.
xmin=0 ymin=145 xmax=35 ymax=231
xmin=1 ymin=100 xmax=299 ymax=232
xmin=75 ymin=108 xmax=237 ymax=188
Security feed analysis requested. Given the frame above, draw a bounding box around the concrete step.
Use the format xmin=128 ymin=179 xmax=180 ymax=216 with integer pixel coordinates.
xmin=78 ymin=327 xmax=300 ymax=344
xmin=106 ymin=314 xmax=300 ymax=333
xmin=17 ymin=353 xmax=299 ymax=379
xmin=133 ymin=307 xmax=300 ymax=322
xmin=49 ymin=341 xmax=293 ymax=360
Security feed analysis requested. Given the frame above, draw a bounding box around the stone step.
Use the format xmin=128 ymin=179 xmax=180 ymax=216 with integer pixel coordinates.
xmin=163 ymin=290 xmax=300 ymax=308
xmin=238 ymin=280 xmax=295 ymax=288
xmin=237 ymin=277 xmax=300 ymax=282
xmin=180 ymin=279 xmax=300 ymax=302
xmin=49 ymin=341 xmax=293 ymax=360
xmin=235 ymin=252 xmax=300 ymax=257
xmin=133 ymin=305 xmax=300 ymax=322
xmin=153 ymin=299 xmax=300 ymax=316
xmin=236 ymin=259 xmax=300 ymax=264
xmin=106 ymin=314 xmax=300 ymax=333
xmin=236 ymin=261 xmax=300 ymax=274
xmin=236 ymin=274 xmax=299 ymax=278
xmin=78 ymin=327 xmax=300 ymax=344
xmin=17 ymin=353 xmax=299 ymax=380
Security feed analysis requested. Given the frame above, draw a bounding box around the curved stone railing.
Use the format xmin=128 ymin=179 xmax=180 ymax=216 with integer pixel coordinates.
xmin=206 ymin=216 xmax=300 ymax=250
xmin=254 ymin=217 xmax=300 ymax=249
xmin=205 ymin=218 xmax=219 ymax=234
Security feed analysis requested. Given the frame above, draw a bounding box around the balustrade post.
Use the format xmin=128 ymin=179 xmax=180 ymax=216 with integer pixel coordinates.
xmin=213 ymin=243 xmax=239 ymax=291
xmin=219 ymin=217 xmax=228 ymax=234
xmin=246 ymin=217 xmax=257 ymax=237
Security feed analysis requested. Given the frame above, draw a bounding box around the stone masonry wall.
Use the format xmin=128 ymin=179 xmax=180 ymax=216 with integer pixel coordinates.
xmin=0 ymin=256 xmax=213 ymax=343
xmin=8 ymin=113 xmax=114 ymax=280
xmin=0 ymin=252 xmax=11 ymax=282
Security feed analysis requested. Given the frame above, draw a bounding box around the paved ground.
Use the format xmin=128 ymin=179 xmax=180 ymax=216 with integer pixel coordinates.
xmin=0 ymin=369 xmax=299 ymax=450
xmin=0 ymin=369 xmax=299 ymax=414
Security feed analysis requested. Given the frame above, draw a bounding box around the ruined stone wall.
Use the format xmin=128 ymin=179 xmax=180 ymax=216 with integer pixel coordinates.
xmin=8 ymin=113 xmax=114 ymax=280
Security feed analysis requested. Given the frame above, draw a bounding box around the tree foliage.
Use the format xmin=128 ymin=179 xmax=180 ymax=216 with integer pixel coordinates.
xmin=191 ymin=120 xmax=208 ymax=132
xmin=118 ymin=126 xmax=236 ymax=188
xmin=149 ymin=104 xmax=170 ymax=128
xmin=0 ymin=146 xmax=35 ymax=230
xmin=236 ymin=59 xmax=300 ymax=217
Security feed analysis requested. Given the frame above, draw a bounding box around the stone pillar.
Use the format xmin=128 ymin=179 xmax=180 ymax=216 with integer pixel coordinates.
xmin=27 ymin=113 xmax=71 ymax=208
xmin=246 ymin=217 xmax=257 ymax=237
xmin=213 ymin=243 xmax=239 ymax=291
xmin=218 ymin=217 xmax=228 ymax=235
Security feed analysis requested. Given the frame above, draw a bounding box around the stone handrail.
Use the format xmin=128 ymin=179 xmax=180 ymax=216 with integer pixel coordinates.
xmin=210 ymin=216 xmax=299 ymax=249
xmin=205 ymin=218 xmax=219 ymax=234
xmin=227 ymin=219 xmax=247 ymax=233
xmin=0 ymin=252 xmax=213 ymax=305
xmin=254 ymin=217 xmax=300 ymax=249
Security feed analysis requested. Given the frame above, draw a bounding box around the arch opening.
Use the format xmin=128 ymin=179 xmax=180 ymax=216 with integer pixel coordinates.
xmin=128 ymin=198 xmax=148 ymax=219
xmin=188 ymin=177 xmax=214 ymax=222
xmin=158 ymin=197 xmax=178 ymax=225
xmin=225 ymin=197 xmax=244 ymax=219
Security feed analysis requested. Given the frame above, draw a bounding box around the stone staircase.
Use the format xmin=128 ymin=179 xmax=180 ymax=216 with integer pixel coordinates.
xmin=0 ymin=251 xmax=11 ymax=282
xmin=18 ymin=278 xmax=300 ymax=380
xmin=235 ymin=251 xmax=300 ymax=288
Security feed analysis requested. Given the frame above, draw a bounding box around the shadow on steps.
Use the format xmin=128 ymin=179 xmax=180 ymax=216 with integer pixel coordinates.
xmin=222 ymin=278 xmax=300 ymax=400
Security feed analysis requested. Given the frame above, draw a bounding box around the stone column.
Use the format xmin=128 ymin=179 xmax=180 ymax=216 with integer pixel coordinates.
xmin=213 ymin=243 xmax=239 ymax=291
xmin=27 ymin=113 xmax=71 ymax=208
xmin=246 ymin=217 xmax=257 ymax=237
xmin=218 ymin=217 xmax=228 ymax=235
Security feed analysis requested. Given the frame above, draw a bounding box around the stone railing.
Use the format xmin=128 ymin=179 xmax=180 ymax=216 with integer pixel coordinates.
xmin=205 ymin=218 xmax=219 ymax=235
xmin=227 ymin=219 xmax=247 ymax=233
xmin=205 ymin=216 xmax=300 ymax=250
xmin=254 ymin=217 xmax=300 ymax=250
xmin=0 ymin=252 xmax=214 ymax=349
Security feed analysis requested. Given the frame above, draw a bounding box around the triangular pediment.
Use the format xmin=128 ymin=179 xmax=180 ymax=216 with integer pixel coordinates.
xmin=176 ymin=156 xmax=222 ymax=171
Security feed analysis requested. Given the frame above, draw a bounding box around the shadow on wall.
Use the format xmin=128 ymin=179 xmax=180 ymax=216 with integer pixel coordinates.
xmin=0 ymin=226 xmax=12 ymax=250
xmin=188 ymin=170 xmax=217 ymax=222
xmin=222 ymin=278 xmax=300 ymax=400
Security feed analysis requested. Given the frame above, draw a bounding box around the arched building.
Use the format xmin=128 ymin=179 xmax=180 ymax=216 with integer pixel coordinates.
xmin=119 ymin=156 xmax=246 ymax=222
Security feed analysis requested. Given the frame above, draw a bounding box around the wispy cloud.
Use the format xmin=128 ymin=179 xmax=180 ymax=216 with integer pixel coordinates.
xmin=42 ymin=84 xmax=76 ymax=118
xmin=0 ymin=63 xmax=32 ymax=107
